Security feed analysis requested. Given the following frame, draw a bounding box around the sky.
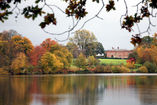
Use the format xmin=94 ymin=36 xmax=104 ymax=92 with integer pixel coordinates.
xmin=0 ymin=0 xmax=157 ymax=50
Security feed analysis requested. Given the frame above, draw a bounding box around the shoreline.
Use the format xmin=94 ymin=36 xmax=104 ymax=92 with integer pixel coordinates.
xmin=1 ymin=73 xmax=157 ymax=77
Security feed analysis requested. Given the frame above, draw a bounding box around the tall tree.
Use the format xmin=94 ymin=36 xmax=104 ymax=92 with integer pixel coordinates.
xmin=11 ymin=52 xmax=28 ymax=74
xmin=95 ymin=42 xmax=104 ymax=55
xmin=66 ymin=42 xmax=79 ymax=58
xmin=40 ymin=38 xmax=57 ymax=51
xmin=50 ymin=43 xmax=73 ymax=69
xmin=29 ymin=46 xmax=46 ymax=66
xmin=40 ymin=52 xmax=63 ymax=73
xmin=69 ymin=30 xmax=97 ymax=56
xmin=11 ymin=35 xmax=34 ymax=55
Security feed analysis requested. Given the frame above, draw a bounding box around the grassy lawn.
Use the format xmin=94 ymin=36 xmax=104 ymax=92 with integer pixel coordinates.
xmin=99 ymin=59 xmax=127 ymax=65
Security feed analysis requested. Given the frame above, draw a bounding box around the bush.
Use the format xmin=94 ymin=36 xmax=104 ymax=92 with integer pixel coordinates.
xmin=95 ymin=65 xmax=105 ymax=73
xmin=74 ymin=53 xmax=87 ymax=70
xmin=120 ymin=66 xmax=130 ymax=73
xmin=103 ymin=66 xmax=112 ymax=73
xmin=87 ymin=56 xmax=99 ymax=67
xmin=137 ymin=66 xmax=148 ymax=73
xmin=75 ymin=70 xmax=92 ymax=74
xmin=126 ymin=62 xmax=135 ymax=69
xmin=111 ymin=65 xmax=130 ymax=73
xmin=144 ymin=61 xmax=156 ymax=73
xmin=134 ymin=64 xmax=142 ymax=69
xmin=111 ymin=66 xmax=121 ymax=73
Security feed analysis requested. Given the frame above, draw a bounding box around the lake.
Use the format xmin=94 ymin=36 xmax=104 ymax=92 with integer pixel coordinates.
xmin=0 ymin=74 xmax=157 ymax=105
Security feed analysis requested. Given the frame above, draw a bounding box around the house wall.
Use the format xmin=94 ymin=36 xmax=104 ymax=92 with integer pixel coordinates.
xmin=106 ymin=50 xmax=132 ymax=59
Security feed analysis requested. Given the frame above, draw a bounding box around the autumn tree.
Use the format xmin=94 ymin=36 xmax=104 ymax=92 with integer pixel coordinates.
xmin=66 ymin=42 xmax=79 ymax=58
xmin=11 ymin=35 xmax=34 ymax=55
xmin=40 ymin=38 xmax=57 ymax=51
xmin=0 ymin=30 xmax=19 ymax=70
xmin=74 ymin=53 xmax=87 ymax=70
xmin=11 ymin=52 xmax=28 ymax=74
xmin=50 ymin=43 xmax=73 ymax=69
xmin=29 ymin=46 xmax=46 ymax=66
xmin=40 ymin=52 xmax=63 ymax=73
xmin=69 ymin=30 xmax=98 ymax=56
xmin=136 ymin=33 xmax=157 ymax=65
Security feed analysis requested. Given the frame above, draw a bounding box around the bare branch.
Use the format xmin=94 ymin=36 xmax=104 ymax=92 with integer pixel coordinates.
xmin=79 ymin=0 xmax=105 ymax=30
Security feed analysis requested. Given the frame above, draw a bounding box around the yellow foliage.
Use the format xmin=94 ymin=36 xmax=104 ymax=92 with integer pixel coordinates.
xmin=11 ymin=52 xmax=27 ymax=74
xmin=126 ymin=62 xmax=135 ymax=69
xmin=136 ymin=44 xmax=157 ymax=65
xmin=52 ymin=45 xmax=73 ymax=69
xmin=11 ymin=35 xmax=34 ymax=55
xmin=138 ymin=66 xmax=148 ymax=73
xmin=40 ymin=52 xmax=63 ymax=73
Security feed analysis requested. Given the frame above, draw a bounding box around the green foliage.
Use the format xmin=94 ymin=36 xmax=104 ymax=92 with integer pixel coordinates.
xmin=111 ymin=66 xmax=121 ymax=73
xmin=137 ymin=66 xmax=148 ymax=73
xmin=128 ymin=51 xmax=138 ymax=60
xmin=141 ymin=36 xmax=153 ymax=45
xmin=99 ymin=59 xmax=126 ymax=65
xmin=40 ymin=52 xmax=63 ymax=73
xmin=95 ymin=42 xmax=105 ymax=55
xmin=111 ymin=65 xmax=130 ymax=73
xmin=74 ymin=53 xmax=87 ymax=70
xmin=143 ymin=61 xmax=156 ymax=73
xmin=87 ymin=56 xmax=99 ymax=67
xmin=66 ymin=42 xmax=79 ymax=58
xmin=69 ymin=30 xmax=98 ymax=56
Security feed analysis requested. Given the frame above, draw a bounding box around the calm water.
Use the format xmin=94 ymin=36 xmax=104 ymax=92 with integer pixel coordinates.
xmin=0 ymin=74 xmax=157 ymax=105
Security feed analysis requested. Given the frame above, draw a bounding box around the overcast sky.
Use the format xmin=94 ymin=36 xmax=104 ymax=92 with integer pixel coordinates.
xmin=0 ymin=0 xmax=157 ymax=50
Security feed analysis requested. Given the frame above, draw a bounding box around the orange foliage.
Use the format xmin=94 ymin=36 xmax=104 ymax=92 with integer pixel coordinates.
xmin=29 ymin=46 xmax=46 ymax=66
xmin=40 ymin=38 xmax=57 ymax=51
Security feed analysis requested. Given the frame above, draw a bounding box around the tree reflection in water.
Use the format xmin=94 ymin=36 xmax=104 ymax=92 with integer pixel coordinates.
xmin=0 ymin=75 xmax=157 ymax=105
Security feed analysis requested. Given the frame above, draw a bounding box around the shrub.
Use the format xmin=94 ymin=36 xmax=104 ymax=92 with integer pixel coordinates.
xmin=74 ymin=53 xmax=87 ymax=70
xmin=87 ymin=56 xmax=99 ymax=67
xmin=126 ymin=62 xmax=135 ymax=69
xmin=137 ymin=66 xmax=148 ymax=73
xmin=103 ymin=66 xmax=112 ymax=73
xmin=144 ymin=61 xmax=156 ymax=73
xmin=120 ymin=66 xmax=130 ymax=73
xmin=111 ymin=66 xmax=121 ymax=73
xmin=95 ymin=65 xmax=105 ymax=73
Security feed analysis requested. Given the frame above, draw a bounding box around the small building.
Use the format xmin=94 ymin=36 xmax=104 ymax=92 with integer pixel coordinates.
xmin=106 ymin=47 xmax=132 ymax=59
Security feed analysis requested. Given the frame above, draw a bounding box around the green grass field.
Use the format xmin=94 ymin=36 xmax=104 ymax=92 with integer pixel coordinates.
xmin=99 ymin=59 xmax=127 ymax=65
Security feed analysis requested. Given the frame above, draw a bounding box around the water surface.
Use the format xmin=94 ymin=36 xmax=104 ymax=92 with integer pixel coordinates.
xmin=0 ymin=74 xmax=157 ymax=105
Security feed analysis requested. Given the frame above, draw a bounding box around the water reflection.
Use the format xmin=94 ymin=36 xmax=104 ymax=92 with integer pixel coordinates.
xmin=0 ymin=75 xmax=157 ymax=105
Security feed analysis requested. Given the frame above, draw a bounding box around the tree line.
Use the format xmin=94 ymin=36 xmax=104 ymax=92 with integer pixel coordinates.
xmin=0 ymin=29 xmax=105 ymax=74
